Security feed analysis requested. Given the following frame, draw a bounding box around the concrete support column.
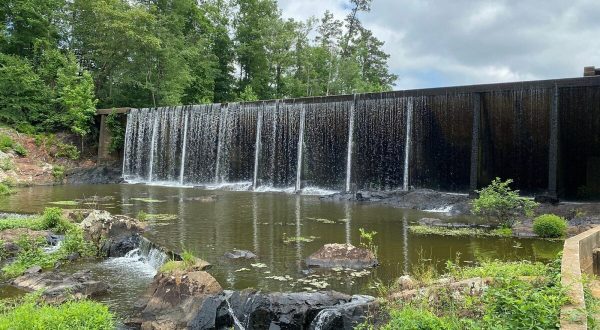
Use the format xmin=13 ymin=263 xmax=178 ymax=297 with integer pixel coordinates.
xmin=469 ymin=93 xmax=482 ymax=195
xmin=548 ymin=85 xmax=560 ymax=198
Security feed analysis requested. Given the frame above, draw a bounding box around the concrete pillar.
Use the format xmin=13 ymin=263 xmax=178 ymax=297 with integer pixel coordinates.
xmin=469 ymin=93 xmax=481 ymax=195
xmin=548 ymin=85 xmax=560 ymax=198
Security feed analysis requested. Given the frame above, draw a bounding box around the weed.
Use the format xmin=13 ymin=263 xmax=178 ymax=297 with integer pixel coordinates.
xmin=359 ymin=228 xmax=378 ymax=257
xmin=472 ymin=178 xmax=538 ymax=228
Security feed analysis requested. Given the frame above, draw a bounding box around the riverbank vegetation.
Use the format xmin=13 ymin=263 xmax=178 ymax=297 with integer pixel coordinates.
xmin=365 ymin=258 xmax=566 ymax=329
xmin=0 ymin=292 xmax=114 ymax=329
xmin=0 ymin=207 xmax=96 ymax=278
xmin=472 ymin=178 xmax=538 ymax=228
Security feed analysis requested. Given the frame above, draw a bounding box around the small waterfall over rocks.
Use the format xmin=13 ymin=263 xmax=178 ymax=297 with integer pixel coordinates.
xmin=114 ymin=237 xmax=169 ymax=274
xmin=122 ymin=81 xmax=596 ymax=195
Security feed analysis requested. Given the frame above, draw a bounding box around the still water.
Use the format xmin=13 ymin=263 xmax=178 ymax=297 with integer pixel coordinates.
xmin=0 ymin=184 xmax=562 ymax=318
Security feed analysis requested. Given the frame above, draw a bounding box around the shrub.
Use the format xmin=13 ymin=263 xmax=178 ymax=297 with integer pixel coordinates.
xmin=0 ymin=158 xmax=14 ymax=171
xmin=0 ymin=294 xmax=114 ymax=329
xmin=472 ymin=178 xmax=538 ymax=228
xmin=41 ymin=207 xmax=63 ymax=230
xmin=52 ymin=165 xmax=65 ymax=182
xmin=137 ymin=210 xmax=148 ymax=221
xmin=533 ymin=214 xmax=568 ymax=238
xmin=13 ymin=143 xmax=27 ymax=156
xmin=0 ymin=183 xmax=13 ymax=196
xmin=54 ymin=142 xmax=80 ymax=160
xmin=0 ymin=134 xmax=14 ymax=152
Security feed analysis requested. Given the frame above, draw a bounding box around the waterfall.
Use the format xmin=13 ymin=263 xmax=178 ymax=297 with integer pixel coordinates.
xmin=295 ymin=104 xmax=306 ymax=192
xmin=214 ymin=104 xmax=228 ymax=184
xmin=148 ymin=110 xmax=159 ymax=182
xmin=345 ymin=95 xmax=356 ymax=192
xmin=403 ymin=98 xmax=413 ymax=191
xmin=179 ymin=109 xmax=189 ymax=186
xmin=253 ymin=106 xmax=263 ymax=190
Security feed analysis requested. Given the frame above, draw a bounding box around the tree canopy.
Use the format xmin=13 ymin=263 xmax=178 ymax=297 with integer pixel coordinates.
xmin=1 ymin=0 xmax=397 ymax=133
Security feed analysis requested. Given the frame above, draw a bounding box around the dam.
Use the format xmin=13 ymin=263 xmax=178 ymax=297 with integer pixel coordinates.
xmin=114 ymin=75 xmax=600 ymax=200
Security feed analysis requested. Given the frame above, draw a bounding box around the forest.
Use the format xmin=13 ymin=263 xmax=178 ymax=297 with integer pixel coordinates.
xmin=0 ymin=0 xmax=396 ymax=138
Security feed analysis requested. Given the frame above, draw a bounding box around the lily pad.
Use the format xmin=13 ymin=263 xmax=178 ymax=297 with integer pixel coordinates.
xmin=283 ymin=235 xmax=318 ymax=244
xmin=130 ymin=198 xmax=166 ymax=203
xmin=251 ymin=263 xmax=268 ymax=269
xmin=307 ymin=217 xmax=335 ymax=224
xmin=145 ymin=214 xmax=178 ymax=221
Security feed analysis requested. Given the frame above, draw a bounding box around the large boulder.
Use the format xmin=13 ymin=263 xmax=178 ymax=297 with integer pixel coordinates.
xmin=306 ymin=243 xmax=378 ymax=270
xmin=12 ymin=270 xmax=109 ymax=304
xmin=79 ymin=210 xmax=146 ymax=257
xmin=223 ymin=249 xmax=257 ymax=260
xmin=129 ymin=270 xmax=223 ymax=330
xmin=189 ymin=290 xmax=343 ymax=329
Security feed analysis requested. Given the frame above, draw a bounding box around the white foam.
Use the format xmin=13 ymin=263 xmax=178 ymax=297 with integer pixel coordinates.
xmin=424 ymin=205 xmax=454 ymax=213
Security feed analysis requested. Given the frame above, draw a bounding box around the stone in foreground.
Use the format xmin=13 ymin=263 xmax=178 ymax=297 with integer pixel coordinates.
xmin=306 ymin=243 xmax=378 ymax=270
xmin=12 ymin=270 xmax=109 ymax=303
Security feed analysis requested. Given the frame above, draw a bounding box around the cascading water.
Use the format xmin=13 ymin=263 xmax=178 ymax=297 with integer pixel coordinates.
xmin=122 ymin=84 xmax=564 ymax=194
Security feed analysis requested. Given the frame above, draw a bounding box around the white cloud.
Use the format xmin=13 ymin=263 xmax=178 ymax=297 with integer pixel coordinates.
xmin=278 ymin=0 xmax=600 ymax=89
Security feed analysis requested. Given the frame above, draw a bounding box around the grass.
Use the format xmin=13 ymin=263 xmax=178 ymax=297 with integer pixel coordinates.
xmin=0 ymin=207 xmax=97 ymax=278
xmin=0 ymin=293 xmax=114 ymax=329
xmin=364 ymin=257 xmax=566 ymax=330
xmin=282 ymin=234 xmax=318 ymax=244
xmin=48 ymin=200 xmax=79 ymax=206
xmin=0 ymin=133 xmax=27 ymax=157
xmin=159 ymin=250 xmax=199 ymax=273
xmin=409 ymin=225 xmax=513 ymax=238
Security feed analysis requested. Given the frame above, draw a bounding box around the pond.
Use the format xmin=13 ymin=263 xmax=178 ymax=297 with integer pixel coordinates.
xmin=0 ymin=184 xmax=562 ymax=319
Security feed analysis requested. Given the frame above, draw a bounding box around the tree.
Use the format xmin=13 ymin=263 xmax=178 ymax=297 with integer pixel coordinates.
xmin=56 ymin=54 xmax=98 ymax=150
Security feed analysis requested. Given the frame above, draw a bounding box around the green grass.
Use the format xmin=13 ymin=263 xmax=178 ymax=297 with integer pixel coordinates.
xmin=409 ymin=225 xmax=512 ymax=238
xmin=368 ymin=258 xmax=566 ymax=330
xmin=159 ymin=250 xmax=198 ymax=273
xmin=0 ymin=216 xmax=44 ymax=231
xmin=0 ymin=293 xmax=114 ymax=329
xmin=0 ymin=183 xmax=14 ymax=196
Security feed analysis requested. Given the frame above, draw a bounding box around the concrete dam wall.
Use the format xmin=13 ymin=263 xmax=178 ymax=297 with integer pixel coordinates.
xmin=120 ymin=76 xmax=600 ymax=199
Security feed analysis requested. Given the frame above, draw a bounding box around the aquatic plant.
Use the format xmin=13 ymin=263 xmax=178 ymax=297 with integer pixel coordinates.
xmin=137 ymin=210 xmax=148 ymax=221
xmin=359 ymin=228 xmax=378 ymax=257
xmin=472 ymin=178 xmax=538 ymax=228
xmin=48 ymin=200 xmax=79 ymax=206
xmin=532 ymin=214 xmax=567 ymax=238
xmin=409 ymin=225 xmax=512 ymax=238
xmin=282 ymin=234 xmax=318 ymax=244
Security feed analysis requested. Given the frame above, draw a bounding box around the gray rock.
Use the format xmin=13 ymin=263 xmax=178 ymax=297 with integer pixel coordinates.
xmin=306 ymin=243 xmax=378 ymax=270
xmin=24 ymin=265 xmax=42 ymax=274
xmin=12 ymin=270 xmax=109 ymax=303
xmin=223 ymin=249 xmax=257 ymax=260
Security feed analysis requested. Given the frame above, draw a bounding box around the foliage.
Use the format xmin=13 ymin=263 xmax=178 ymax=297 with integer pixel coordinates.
xmin=137 ymin=210 xmax=148 ymax=221
xmin=106 ymin=110 xmax=126 ymax=152
xmin=0 ymin=183 xmax=14 ymax=196
xmin=382 ymin=306 xmax=464 ymax=330
xmin=52 ymin=165 xmax=65 ymax=182
xmin=533 ymin=214 xmax=568 ymax=238
xmin=0 ymin=159 xmax=14 ymax=171
xmin=409 ymin=225 xmax=512 ymax=238
xmin=41 ymin=207 xmax=63 ymax=229
xmin=0 ymin=293 xmax=114 ymax=329
xmin=0 ymin=216 xmax=44 ymax=231
xmin=375 ymin=258 xmax=566 ymax=330
xmin=0 ymin=135 xmax=14 ymax=152
xmin=159 ymin=250 xmax=199 ymax=273
xmin=359 ymin=228 xmax=378 ymax=257
xmin=472 ymin=178 xmax=538 ymax=228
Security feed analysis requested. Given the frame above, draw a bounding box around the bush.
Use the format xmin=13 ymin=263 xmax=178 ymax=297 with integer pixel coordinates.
xmin=0 ymin=158 xmax=14 ymax=171
xmin=533 ymin=214 xmax=568 ymax=238
xmin=0 ymin=294 xmax=114 ymax=329
xmin=52 ymin=165 xmax=65 ymax=182
xmin=13 ymin=143 xmax=27 ymax=156
xmin=54 ymin=142 xmax=80 ymax=160
xmin=41 ymin=207 xmax=63 ymax=230
xmin=472 ymin=178 xmax=538 ymax=228
xmin=0 ymin=183 xmax=13 ymax=196
xmin=0 ymin=134 xmax=14 ymax=152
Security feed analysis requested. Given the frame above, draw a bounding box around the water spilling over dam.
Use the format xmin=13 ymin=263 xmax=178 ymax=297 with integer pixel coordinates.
xmin=122 ymin=76 xmax=600 ymax=199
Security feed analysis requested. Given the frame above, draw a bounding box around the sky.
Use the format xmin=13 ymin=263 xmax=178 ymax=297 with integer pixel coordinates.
xmin=278 ymin=0 xmax=600 ymax=90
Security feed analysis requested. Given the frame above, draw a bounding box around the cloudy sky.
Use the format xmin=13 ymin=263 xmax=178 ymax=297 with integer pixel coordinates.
xmin=278 ymin=0 xmax=600 ymax=90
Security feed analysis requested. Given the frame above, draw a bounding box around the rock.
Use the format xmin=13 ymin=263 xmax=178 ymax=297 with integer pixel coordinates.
xmin=79 ymin=210 xmax=146 ymax=257
xmin=308 ymin=295 xmax=378 ymax=330
xmin=223 ymin=249 xmax=257 ymax=260
xmin=395 ymin=275 xmax=416 ymax=291
xmin=130 ymin=270 xmax=223 ymax=329
xmin=189 ymin=290 xmax=357 ymax=330
xmin=306 ymin=243 xmax=378 ymax=270
xmin=24 ymin=266 xmax=42 ymax=274
xmin=12 ymin=270 xmax=109 ymax=304
xmin=65 ymin=162 xmax=123 ymax=185
xmin=389 ymin=277 xmax=491 ymax=302
xmin=66 ymin=252 xmax=80 ymax=262
xmin=534 ymin=194 xmax=560 ymax=205
xmin=62 ymin=209 xmax=93 ymax=223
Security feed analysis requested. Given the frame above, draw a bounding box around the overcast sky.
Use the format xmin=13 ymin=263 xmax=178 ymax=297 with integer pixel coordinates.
xmin=278 ymin=0 xmax=600 ymax=90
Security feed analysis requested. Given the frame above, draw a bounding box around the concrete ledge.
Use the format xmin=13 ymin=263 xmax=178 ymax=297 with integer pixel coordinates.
xmin=561 ymin=225 xmax=600 ymax=329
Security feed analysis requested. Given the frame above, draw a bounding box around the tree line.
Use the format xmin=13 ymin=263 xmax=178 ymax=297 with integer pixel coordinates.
xmin=0 ymin=0 xmax=396 ymax=138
